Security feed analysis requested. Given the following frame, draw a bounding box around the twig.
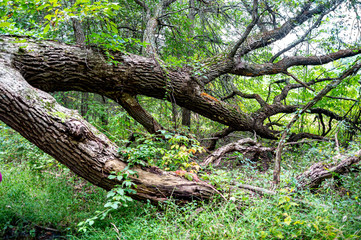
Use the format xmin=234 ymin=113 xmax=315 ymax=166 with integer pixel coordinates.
xmin=238 ymin=184 xmax=276 ymax=195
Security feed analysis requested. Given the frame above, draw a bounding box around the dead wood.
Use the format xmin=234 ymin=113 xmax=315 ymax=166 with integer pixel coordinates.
xmin=295 ymin=150 xmax=361 ymax=190
xmin=201 ymin=138 xmax=274 ymax=166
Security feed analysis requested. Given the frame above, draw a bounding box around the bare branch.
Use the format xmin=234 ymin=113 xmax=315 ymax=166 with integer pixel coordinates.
xmin=159 ymin=7 xmax=190 ymax=19
xmin=325 ymin=96 xmax=358 ymax=102
xmin=222 ymin=89 xmax=268 ymax=107
xmin=133 ymin=0 xmax=148 ymax=11
xmin=237 ymin=184 xmax=276 ymax=195
xmin=237 ymin=0 xmax=341 ymax=57
xmin=114 ymin=93 xmax=164 ymax=134
xmin=287 ymin=132 xmax=326 ymax=142
xmin=228 ymin=0 xmax=259 ymax=58
xmin=269 ymin=10 xmax=328 ymax=63
xmin=231 ymin=49 xmax=361 ymax=77
xmin=295 ymin=150 xmax=361 ymax=190
xmin=201 ymin=138 xmax=274 ymax=166
xmin=285 ymin=71 xmax=315 ymax=91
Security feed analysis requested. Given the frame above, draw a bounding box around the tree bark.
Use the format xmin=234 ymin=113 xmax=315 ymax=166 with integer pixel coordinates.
xmin=295 ymin=150 xmax=361 ymax=190
xmin=80 ymin=92 xmax=88 ymax=119
xmin=0 ymin=59 xmax=216 ymax=202
xmin=201 ymin=138 xmax=274 ymax=166
xmin=181 ymin=107 xmax=191 ymax=128
xmin=3 ymin=36 xmax=275 ymax=138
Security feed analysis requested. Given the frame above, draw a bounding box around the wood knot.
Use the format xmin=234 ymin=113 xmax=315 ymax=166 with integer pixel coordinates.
xmin=65 ymin=119 xmax=87 ymax=141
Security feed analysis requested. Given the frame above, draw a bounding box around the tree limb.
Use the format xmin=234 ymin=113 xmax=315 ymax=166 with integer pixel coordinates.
xmin=228 ymin=0 xmax=259 ymax=58
xmin=231 ymin=49 xmax=361 ymax=77
xmin=295 ymin=150 xmax=361 ymax=190
xmin=273 ymin=61 xmax=361 ymax=184
xmin=201 ymin=138 xmax=274 ymax=166
xmin=0 ymin=60 xmax=216 ymax=203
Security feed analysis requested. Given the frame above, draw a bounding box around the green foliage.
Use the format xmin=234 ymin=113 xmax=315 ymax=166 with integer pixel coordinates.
xmin=78 ymin=168 xmax=137 ymax=233
xmin=0 ymin=163 xmax=107 ymax=238
xmin=119 ymin=130 xmax=204 ymax=171
xmin=0 ymin=122 xmax=56 ymax=171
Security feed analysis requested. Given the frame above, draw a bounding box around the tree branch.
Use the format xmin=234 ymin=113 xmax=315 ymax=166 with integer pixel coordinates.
xmin=269 ymin=10 xmax=328 ymax=63
xmin=285 ymin=71 xmax=315 ymax=92
xmin=236 ymin=0 xmax=340 ymax=57
xmin=133 ymin=0 xmax=148 ymax=11
xmin=113 ymin=93 xmax=164 ymax=134
xmin=273 ymin=61 xmax=361 ymax=184
xmin=206 ymin=127 xmax=235 ymax=151
xmin=228 ymin=0 xmax=259 ymax=58
xmin=295 ymin=150 xmax=361 ymax=190
xmin=222 ymin=89 xmax=267 ymax=107
xmin=231 ymin=49 xmax=361 ymax=77
xmin=201 ymin=138 xmax=274 ymax=166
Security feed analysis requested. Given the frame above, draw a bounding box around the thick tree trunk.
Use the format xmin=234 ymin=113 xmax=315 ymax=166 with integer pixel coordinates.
xmin=182 ymin=108 xmax=191 ymax=128
xmin=0 ymin=59 xmax=216 ymax=202
xmin=1 ymin=36 xmax=274 ymax=138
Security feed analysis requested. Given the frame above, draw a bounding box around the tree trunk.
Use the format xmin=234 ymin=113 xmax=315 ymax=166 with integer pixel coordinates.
xmin=3 ymin=36 xmax=274 ymax=138
xmin=182 ymin=108 xmax=191 ymax=128
xmin=81 ymin=92 xmax=89 ymax=120
xmin=0 ymin=60 xmax=216 ymax=203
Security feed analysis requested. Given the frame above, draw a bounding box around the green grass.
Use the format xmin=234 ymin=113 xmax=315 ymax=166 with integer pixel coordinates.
xmin=1 ymin=161 xmax=360 ymax=239
xmin=0 ymin=123 xmax=361 ymax=239
xmin=0 ymin=164 xmax=107 ymax=237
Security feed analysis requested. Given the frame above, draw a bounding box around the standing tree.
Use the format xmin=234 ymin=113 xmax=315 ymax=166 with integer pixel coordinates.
xmin=0 ymin=0 xmax=360 ymax=201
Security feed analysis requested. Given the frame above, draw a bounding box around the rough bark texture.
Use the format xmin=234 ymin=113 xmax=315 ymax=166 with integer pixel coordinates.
xmin=295 ymin=150 xmax=361 ymax=189
xmin=0 ymin=58 xmax=216 ymax=202
xmin=201 ymin=138 xmax=274 ymax=166
xmin=1 ymin=36 xmax=274 ymax=138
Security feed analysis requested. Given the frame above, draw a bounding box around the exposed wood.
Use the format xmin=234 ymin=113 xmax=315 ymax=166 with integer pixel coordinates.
xmin=295 ymin=150 xmax=361 ymax=189
xmin=201 ymin=138 xmax=274 ymax=166
xmin=238 ymin=184 xmax=276 ymax=195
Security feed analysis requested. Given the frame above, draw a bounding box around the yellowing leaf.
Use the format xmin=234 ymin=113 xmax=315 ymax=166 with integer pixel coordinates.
xmin=284 ymin=216 xmax=292 ymax=225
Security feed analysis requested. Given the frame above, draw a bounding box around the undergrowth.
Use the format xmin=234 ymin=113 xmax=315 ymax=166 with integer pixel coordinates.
xmin=0 ymin=122 xmax=360 ymax=239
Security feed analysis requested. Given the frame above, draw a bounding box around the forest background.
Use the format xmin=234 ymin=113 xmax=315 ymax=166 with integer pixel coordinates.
xmin=0 ymin=0 xmax=361 ymax=239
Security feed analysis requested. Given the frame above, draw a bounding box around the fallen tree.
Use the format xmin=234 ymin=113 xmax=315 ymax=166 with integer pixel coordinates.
xmin=1 ymin=0 xmax=361 ymax=202
xmin=295 ymin=150 xmax=361 ymax=190
xmin=0 ymin=59 xmax=216 ymax=202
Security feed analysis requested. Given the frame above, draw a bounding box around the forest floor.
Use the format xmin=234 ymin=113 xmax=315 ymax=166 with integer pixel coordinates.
xmin=0 ymin=125 xmax=361 ymax=239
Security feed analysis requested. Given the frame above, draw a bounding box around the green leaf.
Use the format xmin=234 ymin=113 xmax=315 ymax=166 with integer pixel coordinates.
xmin=110 ymin=21 xmax=118 ymax=34
xmin=0 ymin=22 xmax=11 ymax=28
xmin=37 ymin=3 xmax=50 ymax=11
xmin=108 ymin=175 xmax=116 ymax=179
xmin=106 ymin=191 xmax=116 ymax=198
xmin=43 ymin=23 xmax=50 ymax=33
xmin=44 ymin=15 xmax=53 ymax=21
